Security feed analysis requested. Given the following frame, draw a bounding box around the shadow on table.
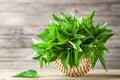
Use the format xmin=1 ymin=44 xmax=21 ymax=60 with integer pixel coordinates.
xmin=83 ymin=74 xmax=120 ymax=78
xmin=49 ymin=74 xmax=120 ymax=79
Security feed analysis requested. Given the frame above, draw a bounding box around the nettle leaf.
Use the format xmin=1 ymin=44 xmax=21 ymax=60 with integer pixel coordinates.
xmin=13 ymin=70 xmax=38 ymax=78
xmin=30 ymin=11 xmax=114 ymax=71
xmin=56 ymin=28 xmax=68 ymax=41
xmin=69 ymin=40 xmax=82 ymax=52
xmin=48 ymin=23 xmax=58 ymax=37
xmin=61 ymin=50 xmax=70 ymax=70
xmin=98 ymin=33 xmax=114 ymax=43
xmin=61 ymin=12 xmax=68 ymax=21
xmin=87 ymin=11 xmax=95 ymax=19
xmin=52 ymin=14 xmax=61 ymax=22
xmin=98 ymin=52 xmax=107 ymax=71
xmin=74 ymin=39 xmax=82 ymax=52
xmin=55 ymin=39 xmax=68 ymax=45
xmin=39 ymin=58 xmax=44 ymax=68
xmin=74 ymin=50 xmax=84 ymax=68
xmin=91 ymin=54 xmax=98 ymax=68
xmin=27 ymin=52 xmax=39 ymax=59
xmin=69 ymin=50 xmax=74 ymax=67
xmin=37 ymin=29 xmax=51 ymax=41
xmin=74 ymin=34 xmax=86 ymax=39
xmin=50 ymin=48 xmax=63 ymax=61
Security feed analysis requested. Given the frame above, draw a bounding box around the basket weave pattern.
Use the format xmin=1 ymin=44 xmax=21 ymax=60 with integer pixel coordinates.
xmin=53 ymin=58 xmax=91 ymax=77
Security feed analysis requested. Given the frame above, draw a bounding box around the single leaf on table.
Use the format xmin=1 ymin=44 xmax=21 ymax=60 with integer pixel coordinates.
xmin=13 ymin=70 xmax=38 ymax=78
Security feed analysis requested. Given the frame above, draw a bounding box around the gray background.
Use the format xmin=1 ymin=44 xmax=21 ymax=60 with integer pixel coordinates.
xmin=0 ymin=0 xmax=120 ymax=70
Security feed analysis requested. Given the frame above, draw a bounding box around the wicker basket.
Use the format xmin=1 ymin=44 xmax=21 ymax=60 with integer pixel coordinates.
xmin=53 ymin=58 xmax=91 ymax=77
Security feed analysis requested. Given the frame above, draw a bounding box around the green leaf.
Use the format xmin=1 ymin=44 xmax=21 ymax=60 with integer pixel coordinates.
xmin=27 ymin=52 xmax=39 ymax=59
xmin=39 ymin=59 xmax=44 ymax=68
xmin=74 ymin=50 xmax=84 ymax=68
xmin=48 ymin=23 xmax=58 ymax=37
xmin=98 ymin=52 xmax=107 ymax=71
xmin=56 ymin=28 xmax=68 ymax=41
xmin=61 ymin=50 xmax=70 ymax=70
xmin=98 ymin=43 xmax=109 ymax=52
xmin=100 ymin=33 xmax=114 ymax=43
xmin=55 ymin=39 xmax=68 ymax=45
xmin=87 ymin=11 xmax=95 ymax=19
xmin=69 ymin=40 xmax=82 ymax=52
xmin=61 ymin=12 xmax=68 ymax=20
xmin=61 ymin=12 xmax=75 ymax=22
xmin=69 ymin=41 xmax=77 ymax=49
xmin=74 ymin=39 xmax=82 ymax=52
xmin=74 ymin=34 xmax=86 ymax=39
xmin=30 ymin=11 xmax=114 ymax=71
xmin=52 ymin=14 xmax=61 ymax=22
xmin=13 ymin=70 xmax=38 ymax=78
xmin=37 ymin=29 xmax=51 ymax=41
xmin=50 ymin=49 xmax=63 ymax=62
xmin=91 ymin=53 xmax=98 ymax=68
xmin=69 ymin=50 xmax=74 ymax=67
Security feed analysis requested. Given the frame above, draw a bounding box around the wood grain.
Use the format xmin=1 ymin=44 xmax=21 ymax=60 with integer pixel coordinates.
xmin=0 ymin=0 xmax=119 ymax=70
xmin=0 ymin=69 xmax=120 ymax=80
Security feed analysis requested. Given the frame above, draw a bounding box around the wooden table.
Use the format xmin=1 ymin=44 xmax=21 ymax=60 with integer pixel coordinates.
xmin=0 ymin=69 xmax=120 ymax=80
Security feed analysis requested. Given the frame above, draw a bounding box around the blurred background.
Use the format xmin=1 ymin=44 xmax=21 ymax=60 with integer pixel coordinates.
xmin=0 ymin=0 xmax=120 ymax=70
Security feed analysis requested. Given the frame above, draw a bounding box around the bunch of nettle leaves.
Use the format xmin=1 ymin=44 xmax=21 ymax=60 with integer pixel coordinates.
xmin=31 ymin=11 xmax=114 ymax=71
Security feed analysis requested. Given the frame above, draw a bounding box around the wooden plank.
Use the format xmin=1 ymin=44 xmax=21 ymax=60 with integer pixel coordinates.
xmin=0 ymin=48 xmax=119 ymax=57
xmin=0 ymin=61 xmax=40 ymax=69
xmin=0 ymin=60 xmax=119 ymax=69
xmin=95 ymin=62 xmax=120 ymax=69
xmin=0 ymin=25 xmax=119 ymax=38
xmin=0 ymin=61 xmax=55 ymax=70
xmin=106 ymin=39 xmax=120 ymax=48
xmin=0 ymin=69 xmax=120 ymax=80
xmin=0 ymin=12 xmax=119 ymax=26
xmin=0 ymin=48 xmax=120 ymax=60
xmin=0 ymin=58 xmax=120 ymax=63
xmin=21 ymin=25 xmax=120 ymax=35
xmin=0 ymin=35 xmax=119 ymax=48
xmin=1 ymin=25 xmax=120 ymax=36
xmin=0 ymin=48 xmax=33 ymax=58
xmin=0 ymin=3 xmax=119 ymax=27
xmin=0 ymin=3 xmax=119 ymax=16
xmin=0 ymin=36 xmax=119 ymax=48
xmin=0 ymin=0 xmax=119 ymax=4
xmin=0 ymin=6 xmax=119 ymax=17
xmin=0 ymin=48 xmax=119 ymax=69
